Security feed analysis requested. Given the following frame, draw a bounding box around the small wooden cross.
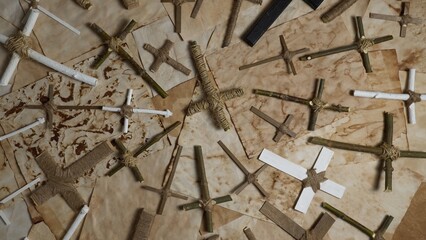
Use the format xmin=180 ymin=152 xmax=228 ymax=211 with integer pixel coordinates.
xmin=131 ymin=208 xmax=155 ymax=240
xmin=240 ymin=35 xmax=309 ymax=75
xmin=300 ymin=16 xmax=393 ymax=73
xmin=106 ymin=121 xmax=181 ymax=182
xmin=218 ymin=140 xmax=269 ymax=197
xmin=30 ymin=141 xmax=115 ymax=211
xmin=254 ymin=78 xmax=350 ymax=131
xmin=0 ymin=178 xmax=40 ymax=225
xmin=143 ymin=39 xmax=191 ymax=75
xmin=260 ymin=201 xmax=335 ymax=240
xmin=353 ymin=69 xmax=424 ymax=124
xmin=370 ymin=2 xmax=424 ymax=38
xmin=122 ymin=0 xmax=139 ymax=9
xmin=322 ymin=202 xmax=393 ymax=240
xmin=250 ymin=106 xmax=296 ymax=142
xmin=161 ymin=0 xmax=195 ymax=33
xmin=222 ymin=0 xmax=262 ymax=48
xmin=179 ymin=145 xmax=233 ymax=232
xmin=25 ymin=84 xmax=101 ymax=129
xmin=141 ymin=145 xmax=188 ymax=214
xmin=187 ymin=41 xmax=244 ymax=131
xmin=73 ymin=0 xmax=93 ymax=10
xmin=309 ymin=112 xmax=426 ymax=191
xmin=89 ymin=20 xmax=168 ymax=98
xmin=190 ymin=0 xmax=204 ymax=18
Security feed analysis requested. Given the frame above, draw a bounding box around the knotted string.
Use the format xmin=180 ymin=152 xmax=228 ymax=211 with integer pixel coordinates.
xmin=380 ymin=142 xmax=400 ymax=161
xmin=5 ymin=31 xmax=32 ymax=58
xmin=406 ymin=90 xmax=422 ymax=106
xmin=358 ymin=38 xmax=375 ymax=53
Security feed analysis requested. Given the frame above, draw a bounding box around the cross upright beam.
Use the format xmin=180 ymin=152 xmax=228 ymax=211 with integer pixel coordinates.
xmin=161 ymin=0 xmax=195 ymax=33
xmin=190 ymin=0 xmax=204 ymax=18
xmin=218 ymin=140 xmax=269 ymax=197
xmin=240 ymin=35 xmax=309 ymax=75
xmin=141 ymin=145 xmax=188 ymax=214
xmin=89 ymin=20 xmax=168 ymax=98
xmin=260 ymin=201 xmax=335 ymax=240
xmin=300 ymin=16 xmax=393 ymax=73
xmin=254 ymin=78 xmax=350 ymax=131
xmin=180 ymin=145 xmax=233 ymax=232
xmin=143 ymin=39 xmax=191 ymax=75
xmin=187 ymin=41 xmax=244 ymax=131
xmin=30 ymin=141 xmax=115 ymax=211
xmin=322 ymin=202 xmax=393 ymax=240
xmin=309 ymin=112 xmax=426 ymax=191
xmin=370 ymin=2 xmax=424 ymax=38
xmin=250 ymin=106 xmax=296 ymax=142
xmin=106 ymin=121 xmax=181 ymax=182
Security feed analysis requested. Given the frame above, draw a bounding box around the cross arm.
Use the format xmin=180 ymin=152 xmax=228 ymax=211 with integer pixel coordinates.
xmin=164 ymin=145 xmax=183 ymax=189
xmin=258 ymin=149 xmax=308 ymax=180
xmin=243 ymin=227 xmax=257 ymax=240
xmin=250 ymin=106 xmax=281 ymax=129
xmin=195 ymin=145 xmax=210 ymax=201
xmin=374 ymin=215 xmax=394 ymax=239
xmin=308 ymin=137 xmax=382 ymax=155
xmin=369 ymin=13 xmax=400 ymax=22
xmin=218 ymin=140 xmax=250 ymax=175
xmin=132 ymin=209 xmax=155 ymax=240
xmin=308 ymin=212 xmax=335 ymax=239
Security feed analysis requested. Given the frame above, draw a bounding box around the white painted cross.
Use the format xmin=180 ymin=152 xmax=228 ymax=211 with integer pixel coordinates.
xmin=62 ymin=205 xmax=89 ymax=240
xmin=0 ymin=117 xmax=45 ymax=142
xmin=0 ymin=8 xmax=96 ymax=87
xmin=0 ymin=178 xmax=40 ymax=225
xmin=353 ymin=69 xmax=423 ymax=124
xmin=258 ymin=147 xmax=345 ymax=214
xmin=101 ymin=89 xmax=172 ymax=133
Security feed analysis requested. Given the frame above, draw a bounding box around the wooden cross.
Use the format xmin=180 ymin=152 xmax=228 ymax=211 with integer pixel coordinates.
xmin=222 ymin=0 xmax=262 ymax=48
xmin=322 ymin=202 xmax=393 ymax=240
xmin=260 ymin=201 xmax=335 ymax=240
xmin=218 ymin=140 xmax=269 ymax=197
xmin=106 ymin=121 xmax=181 ymax=182
xmin=239 ymin=35 xmax=309 ymax=75
xmin=143 ymin=39 xmax=191 ymax=75
xmin=300 ymin=16 xmax=393 ymax=73
xmin=353 ymin=69 xmax=424 ymax=124
xmin=89 ymin=20 xmax=168 ymax=98
xmin=190 ymin=0 xmax=204 ymax=18
xmin=243 ymin=227 xmax=257 ymax=240
xmin=141 ymin=145 xmax=188 ymax=214
xmin=101 ymin=88 xmax=172 ymax=133
xmin=25 ymin=84 xmax=101 ymax=129
xmin=250 ymin=106 xmax=296 ymax=142
xmin=254 ymin=78 xmax=350 ymax=131
xmin=0 ymin=178 xmax=40 ymax=225
xmin=187 ymin=41 xmax=244 ymax=131
xmin=309 ymin=112 xmax=426 ymax=191
xmin=161 ymin=0 xmax=195 ymax=33
xmin=73 ymin=0 xmax=93 ymax=10
xmin=30 ymin=141 xmax=115 ymax=211
xmin=131 ymin=208 xmax=155 ymax=240
xmin=179 ymin=145 xmax=233 ymax=232
xmin=0 ymin=8 xmax=96 ymax=86
xmin=122 ymin=0 xmax=139 ymax=9
xmin=259 ymin=147 xmax=345 ymax=213
xmin=370 ymin=2 xmax=424 ymax=38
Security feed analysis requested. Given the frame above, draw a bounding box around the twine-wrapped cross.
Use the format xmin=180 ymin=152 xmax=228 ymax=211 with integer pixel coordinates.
xmin=300 ymin=16 xmax=393 ymax=73
xmin=161 ymin=0 xmax=195 ymax=33
xmin=240 ymin=35 xmax=308 ymax=75
xmin=309 ymin=112 xmax=426 ymax=191
xmin=89 ymin=20 xmax=168 ymax=98
xmin=250 ymin=106 xmax=296 ymax=142
xmin=254 ymin=78 xmax=350 ymax=131
xmin=179 ymin=146 xmax=233 ymax=232
xmin=260 ymin=201 xmax=335 ymax=240
xmin=30 ymin=141 xmax=115 ymax=211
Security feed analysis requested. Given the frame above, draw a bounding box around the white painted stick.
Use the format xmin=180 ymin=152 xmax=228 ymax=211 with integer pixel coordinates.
xmin=353 ymin=90 xmax=409 ymax=100
xmin=30 ymin=3 xmax=81 ymax=35
xmin=258 ymin=149 xmax=307 ymax=181
xmin=0 ymin=9 xmax=40 ymax=86
xmin=62 ymin=205 xmax=89 ymax=240
xmin=0 ymin=118 xmax=45 ymax=141
xmin=408 ymin=69 xmax=417 ymax=124
xmin=132 ymin=109 xmax=173 ymax=117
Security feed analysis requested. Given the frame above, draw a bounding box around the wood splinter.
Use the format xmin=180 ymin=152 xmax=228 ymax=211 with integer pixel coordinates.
xmin=187 ymin=41 xmax=244 ymax=131
xmin=321 ymin=0 xmax=358 ymax=23
xmin=161 ymin=0 xmax=195 ymax=33
xmin=143 ymin=39 xmax=191 ymax=75
xmin=243 ymin=227 xmax=257 ymax=240
xmin=250 ymin=106 xmax=296 ymax=142
xmin=179 ymin=146 xmax=233 ymax=232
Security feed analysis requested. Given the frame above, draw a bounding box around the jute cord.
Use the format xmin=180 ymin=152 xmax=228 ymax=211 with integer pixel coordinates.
xmin=109 ymin=37 xmax=124 ymax=53
xmin=200 ymin=199 xmax=216 ymax=211
xmin=75 ymin=0 xmax=92 ymax=8
xmin=122 ymin=152 xmax=137 ymax=167
xmin=380 ymin=142 xmax=400 ymax=161
xmin=406 ymin=90 xmax=421 ymax=106
xmin=5 ymin=31 xmax=32 ymax=58
xmin=121 ymin=104 xmax=134 ymax=118
xmin=310 ymin=98 xmax=327 ymax=112
xmin=358 ymin=38 xmax=375 ymax=53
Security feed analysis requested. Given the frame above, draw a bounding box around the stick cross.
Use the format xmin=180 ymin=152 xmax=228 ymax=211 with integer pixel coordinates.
xmin=254 ymin=78 xmax=350 ymax=131
xmin=250 ymin=106 xmax=296 ymax=142
xmin=89 ymin=20 xmax=168 ymax=98
xmin=179 ymin=146 xmax=233 ymax=232
xmin=141 ymin=145 xmax=188 ymax=214
xmin=143 ymin=39 xmax=191 ymax=75
xmin=190 ymin=0 xmax=204 ymax=18
xmin=353 ymin=69 xmax=424 ymax=124
xmin=63 ymin=205 xmax=89 ymax=240
xmin=300 ymin=16 xmax=393 ymax=73
xmin=0 ymin=178 xmax=40 ymax=225
xmin=370 ymin=2 xmax=424 ymax=38
xmin=259 ymin=147 xmax=345 ymax=213
xmin=260 ymin=201 xmax=335 ymax=240
xmin=161 ymin=0 xmax=196 ymax=33
xmin=218 ymin=140 xmax=269 ymax=197
xmin=240 ymin=35 xmax=309 ymax=75
xmin=30 ymin=141 xmax=115 ymax=211
xmin=309 ymin=112 xmax=426 ymax=191
xmin=321 ymin=0 xmax=358 ymax=23
xmin=106 ymin=121 xmax=181 ymax=182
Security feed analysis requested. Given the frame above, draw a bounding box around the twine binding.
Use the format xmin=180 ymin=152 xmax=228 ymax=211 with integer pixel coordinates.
xmin=5 ymin=31 xmax=32 ymax=58
xmin=406 ymin=90 xmax=421 ymax=106
xmin=380 ymin=142 xmax=400 ymax=161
